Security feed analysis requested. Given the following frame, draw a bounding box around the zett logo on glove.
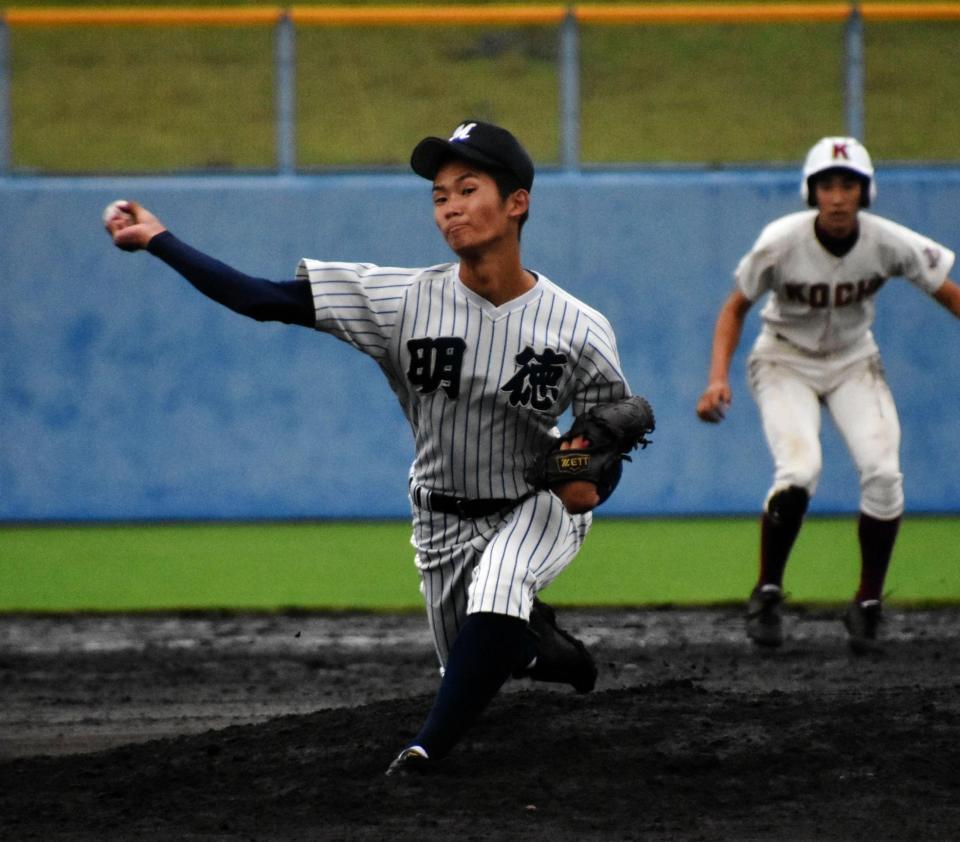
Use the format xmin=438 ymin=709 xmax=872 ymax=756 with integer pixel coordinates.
xmin=556 ymin=453 xmax=591 ymax=473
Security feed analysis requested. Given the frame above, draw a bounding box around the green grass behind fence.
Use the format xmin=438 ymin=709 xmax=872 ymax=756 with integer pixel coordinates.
xmin=1 ymin=515 xmax=957 ymax=612
xmin=6 ymin=3 xmax=960 ymax=172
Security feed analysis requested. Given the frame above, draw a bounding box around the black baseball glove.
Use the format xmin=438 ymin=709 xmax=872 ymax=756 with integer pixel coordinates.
xmin=526 ymin=395 xmax=655 ymax=504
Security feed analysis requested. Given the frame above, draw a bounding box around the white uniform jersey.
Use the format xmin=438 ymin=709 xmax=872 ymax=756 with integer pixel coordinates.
xmin=736 ymin=210 xmax=955 ymax=356
xmin=296 ymin=258 xmax=630 ymax=499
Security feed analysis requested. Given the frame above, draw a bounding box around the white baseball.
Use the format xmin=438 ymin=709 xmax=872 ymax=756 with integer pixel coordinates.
xmin=102 ymin=199 xmax=133 ymax=226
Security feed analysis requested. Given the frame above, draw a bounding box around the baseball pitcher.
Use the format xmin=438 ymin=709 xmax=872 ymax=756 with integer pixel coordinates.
xmin=105 ymin=120 xmax=654 ymax=775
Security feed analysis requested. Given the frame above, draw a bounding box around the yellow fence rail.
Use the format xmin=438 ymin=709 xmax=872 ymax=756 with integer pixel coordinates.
xmin=4 ymin=4 xmax=960 ymax=26
xmin=1 ymin=4 xmax=959 ymax=173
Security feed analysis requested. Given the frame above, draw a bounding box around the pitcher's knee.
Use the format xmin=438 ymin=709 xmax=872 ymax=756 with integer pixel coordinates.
xmin=861 ymin=470 xmax=904 ymax=520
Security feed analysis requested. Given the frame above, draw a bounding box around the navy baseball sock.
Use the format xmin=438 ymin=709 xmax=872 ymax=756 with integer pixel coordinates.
xmin=856 ymin=513 xmax=900 ymax=601
xmin=410 ymin=612 xmax=528 ymax=760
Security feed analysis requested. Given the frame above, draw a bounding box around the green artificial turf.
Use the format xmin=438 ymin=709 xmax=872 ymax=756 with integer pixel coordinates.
xmin=1 ymin=515 xmax=956 ymax=612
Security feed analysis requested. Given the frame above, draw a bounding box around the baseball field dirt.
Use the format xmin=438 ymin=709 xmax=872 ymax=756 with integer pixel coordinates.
xmin=2 ymin=605 xmax=959 ymax=840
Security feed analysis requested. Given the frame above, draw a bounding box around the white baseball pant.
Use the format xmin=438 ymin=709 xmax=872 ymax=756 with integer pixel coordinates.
xmin=748 ymin=345 xmax=903 ymax=521
xmin=410 ymin=490 xmax=591 ymax=668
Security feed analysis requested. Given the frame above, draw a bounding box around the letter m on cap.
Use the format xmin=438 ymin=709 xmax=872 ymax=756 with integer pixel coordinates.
xmin=450 ymin=122 xmax=477 ymax=142
xmin=832 ymin=142 xmax=850 ymax=160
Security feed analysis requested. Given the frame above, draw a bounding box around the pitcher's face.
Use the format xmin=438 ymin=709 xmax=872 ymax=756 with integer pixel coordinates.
xmin=431 ymin=160 xmax=526 ymax=256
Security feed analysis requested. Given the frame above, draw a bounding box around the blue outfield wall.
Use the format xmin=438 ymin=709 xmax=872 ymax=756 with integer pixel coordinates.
xmin=2 ymin=167 xmax=959 ymax=521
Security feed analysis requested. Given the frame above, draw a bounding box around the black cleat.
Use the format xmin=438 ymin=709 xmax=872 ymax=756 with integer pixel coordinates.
xmin=746 ymin=585 xmax=784 ymax=648
xmin=843 ymin=599 xmax=884 ymax=654
xmin=525 ymin=598 xmax=597 ymax=693
xmin=385 ymin=746 xmax=431 ymax=777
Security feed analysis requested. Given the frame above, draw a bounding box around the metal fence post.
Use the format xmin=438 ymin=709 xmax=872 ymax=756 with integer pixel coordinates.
xmin=844 ymin=1 xmax=865 ymax=141
xmin=559 ymin=7 xmax=580 ymax=171
xmin=275 ymin=10 xmax=296 ymax=174
xmin=0 ymin=17 xmax=10 ymax=175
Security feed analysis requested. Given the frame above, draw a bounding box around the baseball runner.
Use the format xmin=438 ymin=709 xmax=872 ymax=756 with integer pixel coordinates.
xmin=697 ymin=136 xmax=960 ymax=652
xmin=105 ymin=120 xmax=654 ymax=774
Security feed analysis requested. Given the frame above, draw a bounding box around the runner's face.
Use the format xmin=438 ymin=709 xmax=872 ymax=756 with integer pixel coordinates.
xmin=432 ymin=160 xmax=523 ymax=256
xmin=815 ymin=171 xmax=862 ymax=238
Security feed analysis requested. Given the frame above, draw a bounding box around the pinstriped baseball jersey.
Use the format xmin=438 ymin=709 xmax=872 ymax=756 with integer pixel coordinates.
xmin=296 ymin=256 xmax=631 ymax=663
xmin=296 ymin=258 xmax=631 ymax=499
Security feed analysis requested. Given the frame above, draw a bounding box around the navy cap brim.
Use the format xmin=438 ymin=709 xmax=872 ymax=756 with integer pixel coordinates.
xmin=410 ymin=136 xmax=516 ymax=183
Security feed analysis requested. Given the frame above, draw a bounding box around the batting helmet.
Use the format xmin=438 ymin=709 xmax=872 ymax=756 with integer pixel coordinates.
xmin=801 ymin=137 xmax=876 ymax=208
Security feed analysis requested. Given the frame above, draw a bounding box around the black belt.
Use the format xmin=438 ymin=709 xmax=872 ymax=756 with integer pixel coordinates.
xmin=412 ymin=486 xmax=519 ymax=518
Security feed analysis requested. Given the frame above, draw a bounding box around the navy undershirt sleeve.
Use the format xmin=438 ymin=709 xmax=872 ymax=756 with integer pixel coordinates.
xmin=146 ymin=230 xmax=315 ymax=327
